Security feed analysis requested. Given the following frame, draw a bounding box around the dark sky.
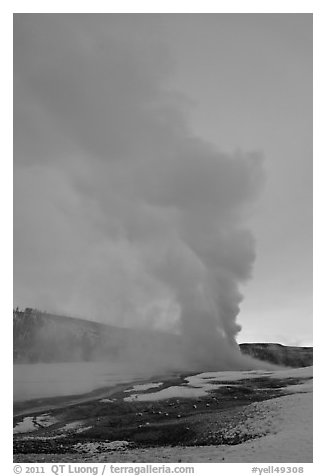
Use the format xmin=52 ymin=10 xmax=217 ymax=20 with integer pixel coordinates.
xmin=13 ymin=14 xmax=312 ymax=345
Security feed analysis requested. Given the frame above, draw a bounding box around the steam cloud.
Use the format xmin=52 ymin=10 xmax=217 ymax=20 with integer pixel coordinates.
xmin=14 ymin=15 xmax=264 ymax=370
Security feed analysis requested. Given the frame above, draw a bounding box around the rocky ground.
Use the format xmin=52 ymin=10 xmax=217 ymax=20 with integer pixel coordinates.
xmin=13 ymin=367 xmax=313 ymax=463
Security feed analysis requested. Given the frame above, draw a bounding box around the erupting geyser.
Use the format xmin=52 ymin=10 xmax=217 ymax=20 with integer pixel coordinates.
xmin=14 ymin=15 xmax=265 ymax=370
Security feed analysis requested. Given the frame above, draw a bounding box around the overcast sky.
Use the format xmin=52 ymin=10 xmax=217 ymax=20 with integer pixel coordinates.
xmin=13 ymin=14 xmax=312 ymax=346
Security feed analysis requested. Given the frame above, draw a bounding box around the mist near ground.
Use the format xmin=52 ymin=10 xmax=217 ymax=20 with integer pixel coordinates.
xmin=14 ymin=15 xmax=268 ymax=372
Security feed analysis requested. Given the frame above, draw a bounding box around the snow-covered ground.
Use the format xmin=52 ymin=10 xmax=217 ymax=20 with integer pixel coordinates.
xmin=119 ymin=366 xmax=313 ymax=462
xmin=124 ymin=384 xmax=210 ymax=401
xmin=136 ymin=391 xmax=312 ymax=463
xmin=33 ymin=384 xmax=311 ymax=463
xmin=14 ymin=366 xmax=313 ymax=463
xmin=14 ymin=414 xmax=57 ymax=434
xmin=187 ymin=365 xmax=312 ymax=384
xmin=123 ymin=366 xmax=312 ymax=403
xmin=124 ymin=382 xmax=163 ymax=393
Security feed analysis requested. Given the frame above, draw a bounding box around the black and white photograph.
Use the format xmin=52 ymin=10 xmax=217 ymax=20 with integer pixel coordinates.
xmin=13 ymin=12 xmax=313 ymax=464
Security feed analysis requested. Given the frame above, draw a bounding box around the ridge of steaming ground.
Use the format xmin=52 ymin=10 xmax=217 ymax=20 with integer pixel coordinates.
xmin=13 ymin=366 xmax=312 ymax=463
xmin=14 ymin=309 xmax=312 ymax=374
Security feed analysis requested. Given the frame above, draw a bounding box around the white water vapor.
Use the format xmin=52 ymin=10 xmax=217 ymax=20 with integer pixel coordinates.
xmin=14 ymin=14 xmax=265 ymax=370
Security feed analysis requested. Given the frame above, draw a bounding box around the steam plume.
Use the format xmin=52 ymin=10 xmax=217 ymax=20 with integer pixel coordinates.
xmin=14 ymin=15 xmax=264 ymax=370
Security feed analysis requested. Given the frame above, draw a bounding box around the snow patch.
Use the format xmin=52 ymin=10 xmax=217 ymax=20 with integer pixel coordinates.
xmin=74 ymin=441 xmax=130 ymax=453
xmin=14 ymin=414 xmax=57 ymax=434
xmin=123 ymin=366 xmax=312 ymax=403
xmin=59 ymin=422 xmax=92 ymax=434
xmin=124 ymin=385 xmax=219 ymax=402
xmin=124 ymin=382 xmax=163 ymax=393
xmin=14 ymin=417 xmax=36 ymax=434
